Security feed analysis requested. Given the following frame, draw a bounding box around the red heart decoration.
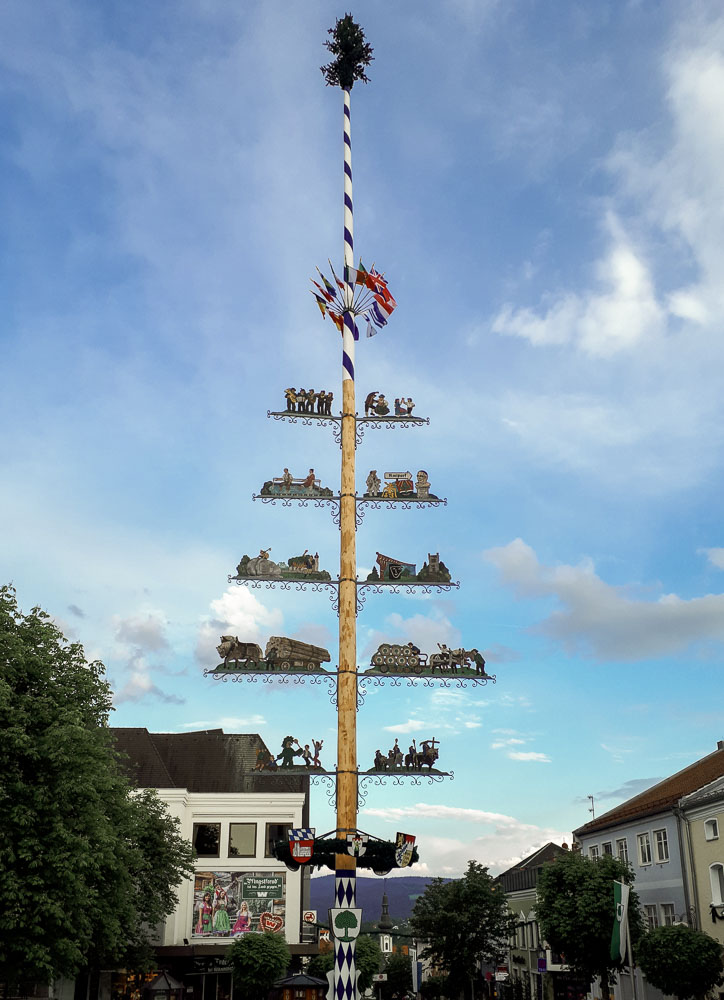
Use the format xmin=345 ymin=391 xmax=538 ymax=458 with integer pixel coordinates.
xmin=259 ymin=911 xmax=284 ymax=933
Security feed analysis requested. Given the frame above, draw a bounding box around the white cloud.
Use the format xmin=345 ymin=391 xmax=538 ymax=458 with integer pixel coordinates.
xmin=196 ymin=586 xmax=284 ymax=666
xmin=361 ymin=802 xmax=569 ymax=875
xmin=115 ymin=611 xmax=169 ymax=651
xmin=114 ymin=651 xmax=184 ymax=705
xmin=702 ymin=547 xmax=724 ymax=569
xmin=182 ymin=715 xmax=267 ymax=729
xmin=493 ymin=214 xmax=664 ymax=357
xmin=485 ymin=538 xmax=724 ymax=660
xmin=508 ymin=751 xmax=551 ymax=762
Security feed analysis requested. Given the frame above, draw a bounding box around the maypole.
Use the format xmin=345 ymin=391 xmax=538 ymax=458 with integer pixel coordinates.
xmin=321 ymin=18 xmax=373 ymax=1000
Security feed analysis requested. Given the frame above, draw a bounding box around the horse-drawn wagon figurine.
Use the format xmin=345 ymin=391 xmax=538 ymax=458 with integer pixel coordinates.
xmin=365 ymin=642 xmax=494 ymax=680
xmin=214 ymin=636 xmax=331 ymax=673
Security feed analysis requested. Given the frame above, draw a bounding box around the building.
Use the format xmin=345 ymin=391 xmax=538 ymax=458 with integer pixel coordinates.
xmin=497 ymin=843 xmax=577 ymax=1000
xmin=101 ymin=728 xmax=316 ymax=1000
xmin=573 ymin=740 xmax=724 ymax=1000
xmin=679 ymin=775 xmax=724 ymax=944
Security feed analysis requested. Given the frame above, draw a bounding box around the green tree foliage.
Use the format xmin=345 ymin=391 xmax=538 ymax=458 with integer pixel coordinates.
xmin=0 ymin=585 xmax=194 ymax=987
xmin=410 ymin=861 xmax=515 ymax=1000
xmin=307 ymin=936 xmax=381 ymax=992
xmin=636 ymin=924 xmax=724 ymax=1000
xmin=321 ymin=14 xmax=373 ymax=89
xmin=380 ymin=951 xmax=412 ymax=1000
xmin=229 ymin=932 xmax=291 ymax=1000
xmin=536 ymin=851 xmax=643 ymax=998
xmin=419 ymin=974 xmax=447 ymax=1000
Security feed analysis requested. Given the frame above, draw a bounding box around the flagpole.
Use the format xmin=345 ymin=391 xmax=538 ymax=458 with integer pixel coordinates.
xmin=626 ymin=918 xmax=639 ymax=1000
xmin=335 ymin=80 xmax=359 ymax=1000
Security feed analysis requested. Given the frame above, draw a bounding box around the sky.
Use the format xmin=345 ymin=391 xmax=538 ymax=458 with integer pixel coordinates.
xmin=3 ymin=0 xmax=724 ymax=879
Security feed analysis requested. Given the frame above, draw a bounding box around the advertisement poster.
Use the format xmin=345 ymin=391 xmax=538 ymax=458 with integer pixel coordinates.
xmin=192 ymin=871 xmax=286 ymax=937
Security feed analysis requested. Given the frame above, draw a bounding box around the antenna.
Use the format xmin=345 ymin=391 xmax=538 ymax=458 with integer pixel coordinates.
xmin=588 ymin=795 xmax=595 ymax=819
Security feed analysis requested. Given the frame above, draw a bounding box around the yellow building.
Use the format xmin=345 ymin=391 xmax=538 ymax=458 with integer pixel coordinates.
xmin=680 ymin=774 xmax=724 ymax=944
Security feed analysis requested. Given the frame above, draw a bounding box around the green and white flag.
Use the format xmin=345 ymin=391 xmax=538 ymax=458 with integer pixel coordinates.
xmin=611 ymin=880 xmax=630 ymax=963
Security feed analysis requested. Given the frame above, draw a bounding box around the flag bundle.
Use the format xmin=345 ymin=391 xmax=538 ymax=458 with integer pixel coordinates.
xmin=311 ymin=260 xmax=396 ymax=339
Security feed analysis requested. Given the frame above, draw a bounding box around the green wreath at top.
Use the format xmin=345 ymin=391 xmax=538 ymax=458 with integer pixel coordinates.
xmin=273 ymin=836 xmax=419 ymax=874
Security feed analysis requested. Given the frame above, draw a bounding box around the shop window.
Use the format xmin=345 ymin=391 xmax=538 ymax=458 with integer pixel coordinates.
xmin=265 ymin=822 xmax=292 ymax=857
xmin=229 ymin=822 xmax=256 ymax=857
xmin=193 ymin=823 xmax=221 ymax=857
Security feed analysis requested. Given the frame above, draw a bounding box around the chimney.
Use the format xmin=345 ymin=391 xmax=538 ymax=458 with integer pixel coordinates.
xmin=717 ymin=741 xmax=724 ymax=751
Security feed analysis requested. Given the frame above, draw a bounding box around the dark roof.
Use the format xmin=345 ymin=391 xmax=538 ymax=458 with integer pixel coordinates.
xmin=680 ymin=775 xmax=724 ymax=809
xmin=497 ymin=842 xmax=568 ymax=893
xmin=273 ymin=975 xmax=327 ymax=988
xmin=111 ymin=728 xmax=308 ymax=794
xmin=574 ymin=742 xmax=724 ymax=837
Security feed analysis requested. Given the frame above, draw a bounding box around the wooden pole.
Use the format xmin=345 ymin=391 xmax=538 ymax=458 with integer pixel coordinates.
xmin=334 ymin=85 xmax=359 ymax=1000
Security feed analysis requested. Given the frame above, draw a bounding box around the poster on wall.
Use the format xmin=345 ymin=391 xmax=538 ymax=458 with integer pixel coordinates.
xmin=192 ymin=871 xmax=286 ymax=937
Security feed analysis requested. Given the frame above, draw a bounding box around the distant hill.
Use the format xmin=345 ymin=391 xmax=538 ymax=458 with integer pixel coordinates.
xmin=310 ymin=875 xmax=447 ymax=922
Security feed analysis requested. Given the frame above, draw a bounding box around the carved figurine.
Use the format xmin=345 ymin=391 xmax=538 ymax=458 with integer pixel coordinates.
xmin=234 ymin=551 xmax=331 ymax=582
xmin=216 ymin=636 xmax=264 ymax=668
xmin=364 ymin=391 xmax=378 ymax=416
xmin=415 ymin=470 xmax=430 ymax=499
xmin=277 ymin=736 xmax=303 ymax=768
xmin=375 ymin=394 xmax=389 ymax=415
xmin=366 ymin=470 xmax=381 ymax=496
xmin=259 ymin=469 xmax=333 ymax=498
xmin=366 ymin=551 xmax=452 ymax=583
xmin=235 ymin=550 xmax=283 ymax=579
xmin=312 ymin=739 xmax=324 ymax=767
xmin=284 ymin=388 xmax=297 ymax=412
xmin=405 ymin=397 xmax=415 ymax=415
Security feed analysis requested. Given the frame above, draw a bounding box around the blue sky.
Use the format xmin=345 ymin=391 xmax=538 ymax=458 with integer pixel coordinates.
xmin=4 ymin=0 xmax=724 ymax=876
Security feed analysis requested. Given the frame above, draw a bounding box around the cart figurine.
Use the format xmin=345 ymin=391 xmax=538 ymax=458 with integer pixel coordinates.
xmin=283 ymin=387 xmax=334 ymax=415
xmin=364 ymin=470 xmax=438 ymax=501
xmin=367 ymin=551 xmax=452 ymax=583
xmin=366 ymin=642 xmax=494 ymax=679
xmin=259 ymin=468 xmax=334 ymax=498
xmin=371 ymin=737 xmax=441 ymax=772
xmin=233 ymin=549 xmax=331 ymax=582
xmin=214 ymin=635 xmax=331 ymax=673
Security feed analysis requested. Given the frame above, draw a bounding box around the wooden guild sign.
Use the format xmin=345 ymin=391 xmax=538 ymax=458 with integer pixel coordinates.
xmin=366 ymin=551 xmax=452 ymax=583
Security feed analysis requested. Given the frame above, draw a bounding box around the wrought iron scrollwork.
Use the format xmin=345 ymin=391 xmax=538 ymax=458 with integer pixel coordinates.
xmin=267 ymin=410 xmax=343 ymax=446
xmin=356 ymin=497 xmax=447 ymax=511
xmin=356 ymin=580 xmax=460 ymax=598
xmin=311 ymin=773 xmax=337 ymax=808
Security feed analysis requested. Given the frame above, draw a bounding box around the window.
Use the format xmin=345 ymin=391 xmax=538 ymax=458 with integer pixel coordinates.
xmin=637 ymin=832 xmax=652 ymax=865
xmin=589 ymin=845 xmax=600 ymax=860
xmin=381 ymin=934 xmax=392 ymax=954
xmin=265 ymin=822 xmax=292 ymax=857
xmin=193 ymin=823 xmax=221 ymax=857
xmin=654 ymin=828 xmax=669 ymax=863
xmin=644 ymin=904 xmax=659 ymax=930
xmin=705 ymin=818 xmax=719 ymax=841
xmin=711 ymin=863 xmax=724 ymax=906
xmin=616 ymin=838 xmax=629 ymax=864
xmin=229 ymin=822 xmax=256 ymax=857
xmin=602 ymin=842 xmax=613 ymax=856
xmin=660 ymin=903 xmax=676 ymax=926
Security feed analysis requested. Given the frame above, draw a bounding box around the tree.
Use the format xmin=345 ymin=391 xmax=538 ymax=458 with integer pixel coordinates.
xmin=380 ymin=951 xmax=412 ymax=1000
xmin=229 ymin=932 xmax=291 ymax=1000
xmin=307 ymin=935 xmax=382 ymax=992
xmin=320 ymin=14 xmax=374 ymax=89
xmin=536 ymin=851 xmax=644 ymax=1000
xmin=0 ymin=585 xmax=194 ymax=988
xmin=636 ymin=924 xmax=724 ymax=1000
xmin=410 ymin=861 xmax=515 ymax=1000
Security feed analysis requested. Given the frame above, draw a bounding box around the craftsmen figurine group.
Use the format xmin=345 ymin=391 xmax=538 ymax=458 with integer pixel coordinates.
xmin=284 ymin=387 xmax=334 ymax=415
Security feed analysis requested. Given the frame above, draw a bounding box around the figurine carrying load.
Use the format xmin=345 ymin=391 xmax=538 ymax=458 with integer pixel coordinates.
xmin=405 ymin=738 xmax=439 ymax=770
xmin=367 ymin=641 xmax=494 ymax=680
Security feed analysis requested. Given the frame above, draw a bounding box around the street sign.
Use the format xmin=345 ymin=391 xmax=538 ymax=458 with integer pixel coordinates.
xmin=372 ymin=975 xmax=388 ymax=982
